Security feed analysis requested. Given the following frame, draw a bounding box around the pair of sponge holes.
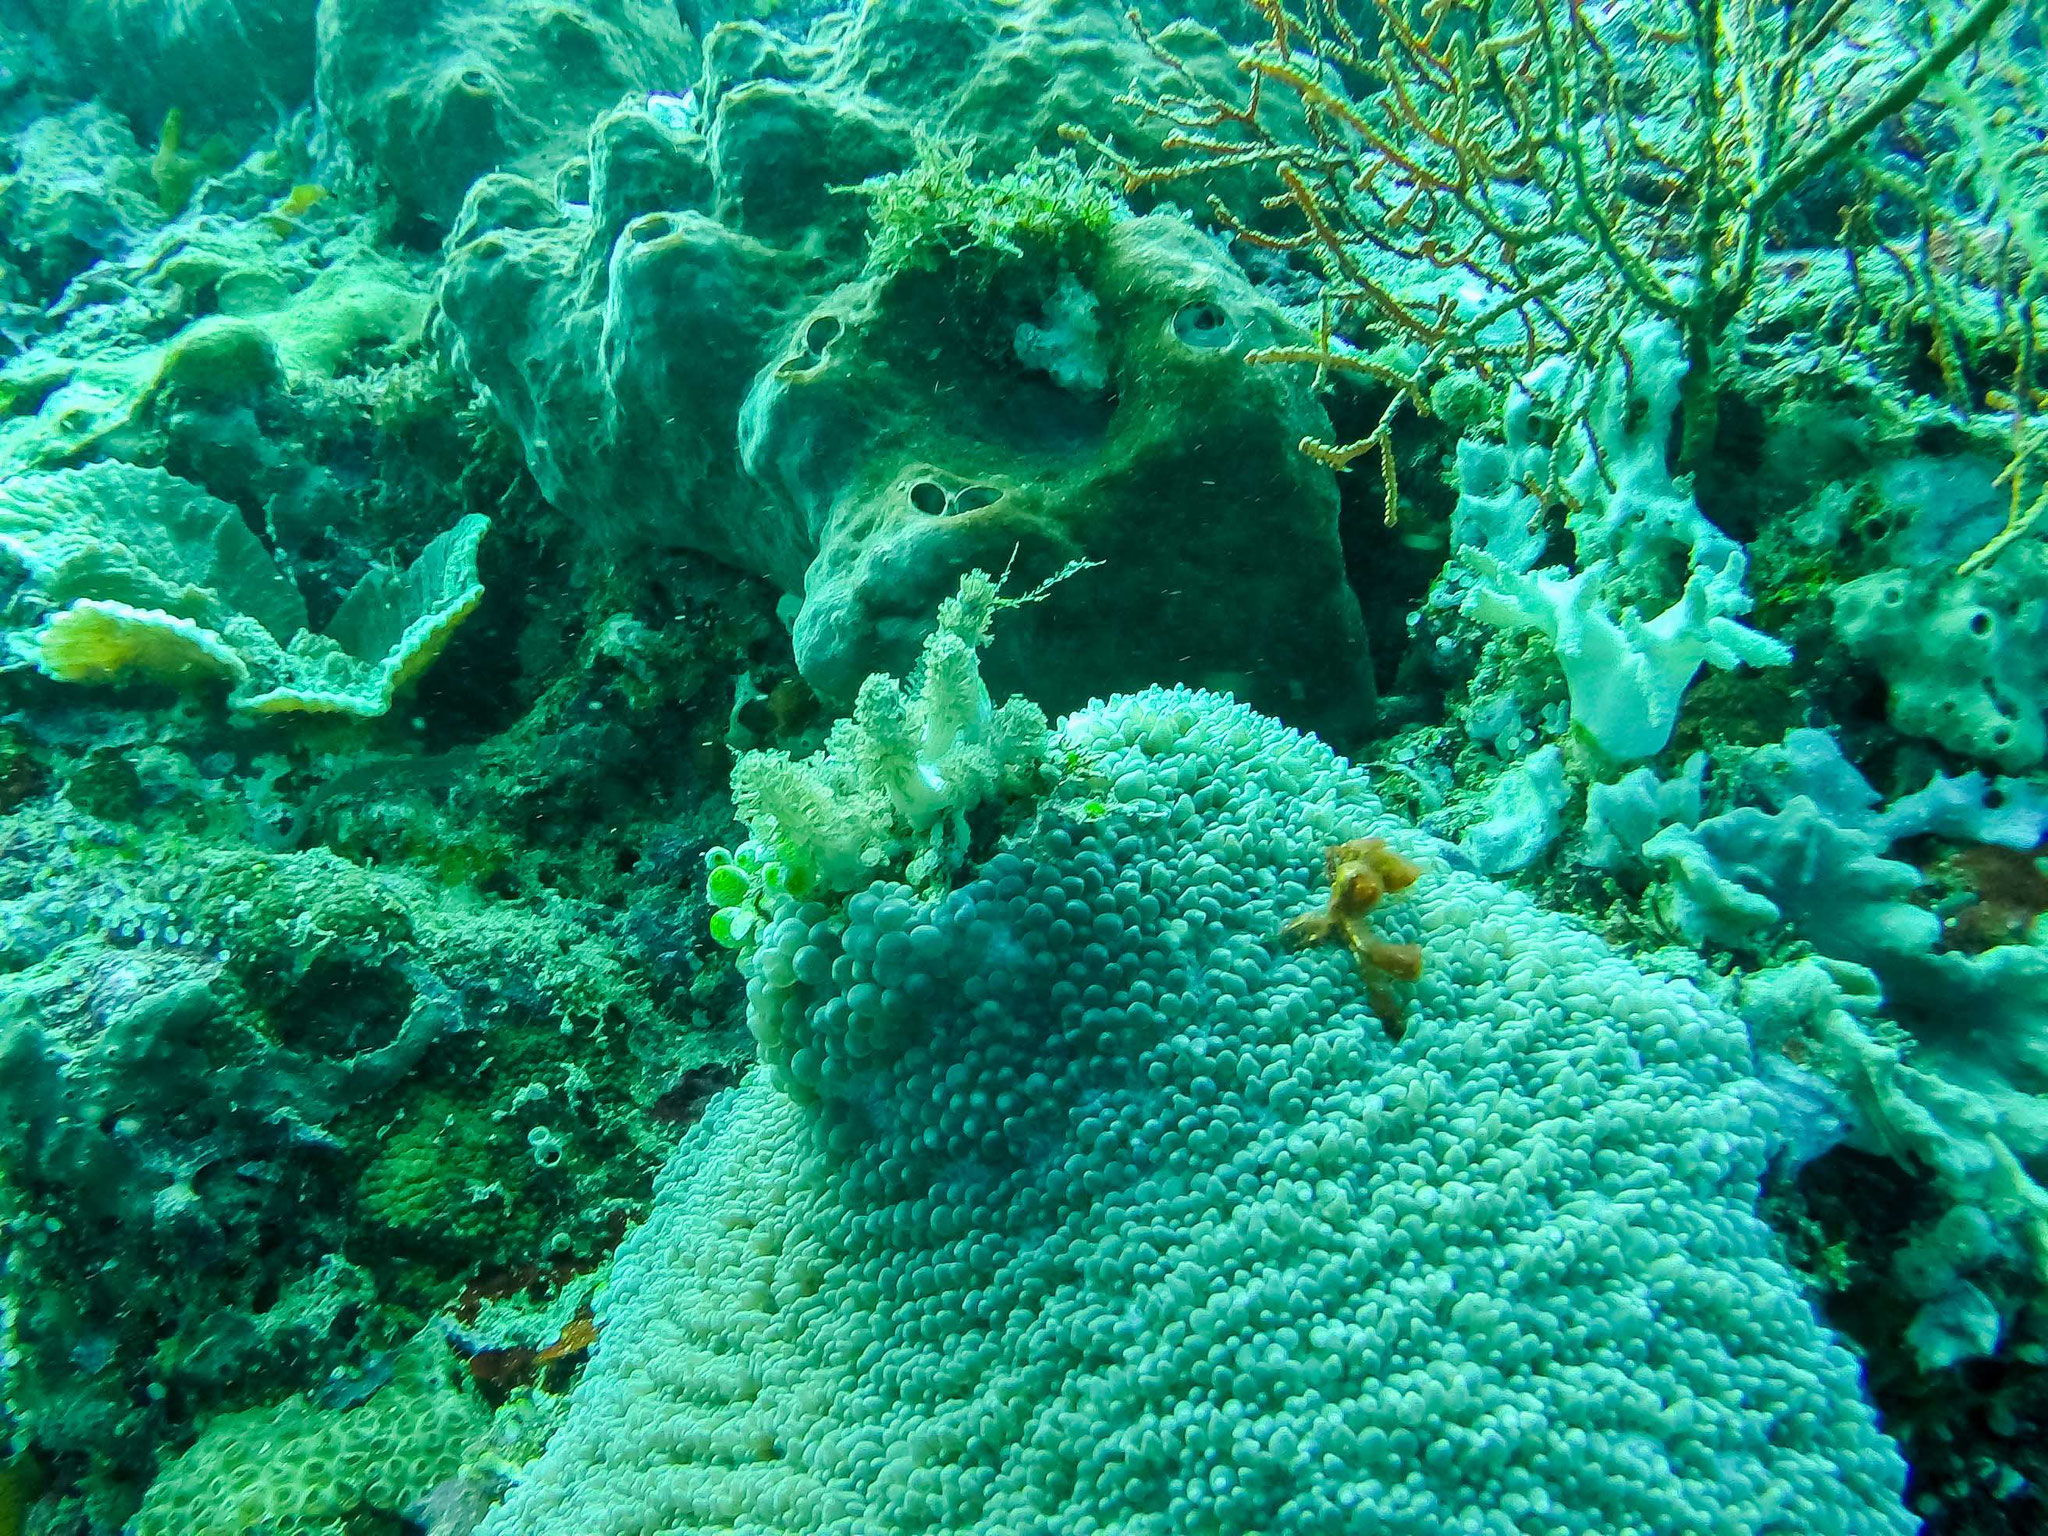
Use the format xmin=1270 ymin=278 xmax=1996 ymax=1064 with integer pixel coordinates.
xmin=1931 ymin=686 xmax=2020 ymax=749
xmin=1876 ymin=582 xmax=1997 ymax=639
xmin=793 ymin=302 xmax=1226 ymax=376
xmin=908 ymin=481 xmax=1002 ymax=517
xmin=773 ymin=314 xmax=845 ymax=378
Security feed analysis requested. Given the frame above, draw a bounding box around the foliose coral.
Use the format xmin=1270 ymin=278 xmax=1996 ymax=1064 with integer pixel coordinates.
xmin=1 ymin=464 xmax=489 ymax=716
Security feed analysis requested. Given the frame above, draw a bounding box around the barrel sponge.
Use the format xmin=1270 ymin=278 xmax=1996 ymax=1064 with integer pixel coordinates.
xmin=483 ymin=686 xmax=1915 ymax=1536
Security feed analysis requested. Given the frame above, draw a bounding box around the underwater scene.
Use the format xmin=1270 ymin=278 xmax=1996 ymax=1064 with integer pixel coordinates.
xmin=4 ymin=0 xmax=2048 ymax=1532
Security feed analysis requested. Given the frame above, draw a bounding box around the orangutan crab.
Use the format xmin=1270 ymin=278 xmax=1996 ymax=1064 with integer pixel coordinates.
xmin=1282 ymin=837 xmax=1424 ymax=1037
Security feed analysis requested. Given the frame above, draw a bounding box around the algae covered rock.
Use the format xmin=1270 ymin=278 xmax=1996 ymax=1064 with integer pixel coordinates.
xmin=743 ymin=211 xmax=1373 ymax=730
xmin=443 ymin=69 xmax=1374 ymax=731
xmin=0 ymin=130 xmax=438 ymax=483
xmin=0 ymin=845 xmax=456 ymax=1517
xmin=0 ymin=102 xmax=163 ymax=303
xmin=0 ymin=810 xmax=715 ymax=1525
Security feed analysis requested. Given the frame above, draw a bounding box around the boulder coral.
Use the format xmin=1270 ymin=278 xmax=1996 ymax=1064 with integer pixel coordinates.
xmin=482 ymin=679 xmax=1917 ymax=1536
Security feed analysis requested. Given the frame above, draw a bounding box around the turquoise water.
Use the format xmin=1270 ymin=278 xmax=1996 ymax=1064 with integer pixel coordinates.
xmin=0 ymin=1 xmax=2044 ymax=1532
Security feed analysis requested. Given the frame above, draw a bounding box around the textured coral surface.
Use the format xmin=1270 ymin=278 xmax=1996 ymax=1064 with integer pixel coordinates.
xmin=489 ymin=689 xmax=1914 ymax=1535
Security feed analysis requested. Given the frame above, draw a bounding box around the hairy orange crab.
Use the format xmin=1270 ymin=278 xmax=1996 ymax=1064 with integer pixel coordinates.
xmin=1283 ymin=837 xmax=1424 ymax=1036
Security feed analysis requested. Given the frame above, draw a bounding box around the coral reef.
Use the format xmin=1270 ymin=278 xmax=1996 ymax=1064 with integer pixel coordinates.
xmin=4 ymin=0 xmax=2048 ymax=1532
